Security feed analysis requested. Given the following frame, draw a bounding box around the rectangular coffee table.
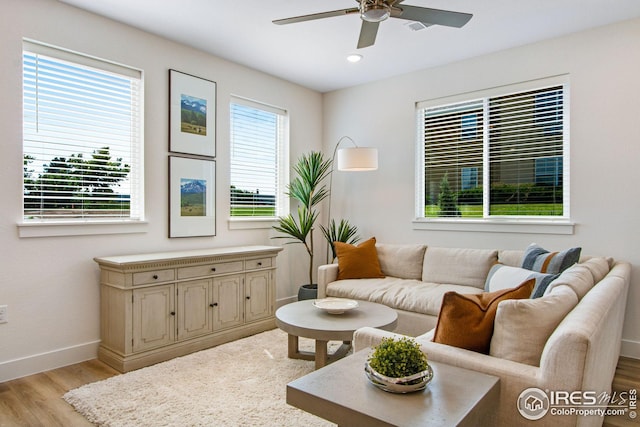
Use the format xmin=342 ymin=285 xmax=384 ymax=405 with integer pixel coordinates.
xmin=287 ymin=350 xmax=500 ymax=427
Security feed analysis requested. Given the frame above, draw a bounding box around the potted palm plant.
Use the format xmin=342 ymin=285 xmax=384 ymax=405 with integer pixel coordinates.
xmin=273 ymin=151 xmax=359 ymax=297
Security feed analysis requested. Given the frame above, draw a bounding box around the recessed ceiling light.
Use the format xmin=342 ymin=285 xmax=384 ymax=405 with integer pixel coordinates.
xmin=347 ymin=54 xmax=363 ymax=63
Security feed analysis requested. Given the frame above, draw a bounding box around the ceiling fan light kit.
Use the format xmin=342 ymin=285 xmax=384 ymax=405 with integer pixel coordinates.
xmin=360 ymin=1 xmax=391 ymax=23
xmin=273 ymin=0 xmax=472 ymax=49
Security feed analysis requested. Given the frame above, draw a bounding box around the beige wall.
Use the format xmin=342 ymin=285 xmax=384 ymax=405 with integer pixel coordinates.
xmin=323 ymin=17 xmax=640 ymax=358
xmin=0 ymin=0 xmax=322 ymax=381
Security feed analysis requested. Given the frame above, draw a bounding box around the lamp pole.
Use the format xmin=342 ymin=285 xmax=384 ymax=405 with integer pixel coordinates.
xmin=325 ymin=136 xmax=381 ymax=263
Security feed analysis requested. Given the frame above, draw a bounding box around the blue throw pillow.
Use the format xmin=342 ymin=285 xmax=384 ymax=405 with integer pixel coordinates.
xmin=521 ymin=243 xmax=581 ymax=275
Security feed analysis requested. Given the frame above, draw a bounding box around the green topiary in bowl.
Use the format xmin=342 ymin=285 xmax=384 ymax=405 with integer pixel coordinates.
xmin=365 ymin=337 xmax=432 ymax=393
xmin=367 ymin=337 xmax=429 ymax=378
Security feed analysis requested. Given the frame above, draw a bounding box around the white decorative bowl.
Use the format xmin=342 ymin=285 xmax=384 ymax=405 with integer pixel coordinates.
xmin=365 ymin=361 xmax=433 ymax=393
xmin=312 ymin=298 xmax=359 ymax=314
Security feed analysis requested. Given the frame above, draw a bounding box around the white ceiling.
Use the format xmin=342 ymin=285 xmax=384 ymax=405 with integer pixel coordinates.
xmin=59 ymin=0 xmax=640 ymax=93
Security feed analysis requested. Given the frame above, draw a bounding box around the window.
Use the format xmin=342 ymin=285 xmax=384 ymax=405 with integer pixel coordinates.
xmin=229 ymin=97 xmax=288 ymax=219
xmin=417 ymin=77 xmax=568 ymax=221
xmin=461 ymin=167 xmax=478 ymax=190
xmin=22 ymin=41 xmax=143 ymax=223
xmin=535 ymin=157 xmax=562 ymax=186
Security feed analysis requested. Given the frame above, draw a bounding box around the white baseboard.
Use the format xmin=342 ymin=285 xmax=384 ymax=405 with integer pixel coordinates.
xmin=621 ymin=339 xmax=640 ymax=360
xmin=1 ymin=296 xmax=298 ymax=383
xmin=0 ymin=340 xmax=100 ymax=383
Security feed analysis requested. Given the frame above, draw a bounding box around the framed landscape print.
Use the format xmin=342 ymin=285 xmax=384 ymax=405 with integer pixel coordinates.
xmin=169 ymin=69 xmax=216 ymax=157
xmin=169 ymin=156 xmax=216 ymax=238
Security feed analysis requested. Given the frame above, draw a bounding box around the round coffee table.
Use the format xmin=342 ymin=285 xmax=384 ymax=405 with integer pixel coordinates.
xmin=275 ymin=299 xmax=398 ymax=369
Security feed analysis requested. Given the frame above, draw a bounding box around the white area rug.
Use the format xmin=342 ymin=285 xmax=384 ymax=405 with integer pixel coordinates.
xmin=64 ymin=329 xmax=336 ymax=427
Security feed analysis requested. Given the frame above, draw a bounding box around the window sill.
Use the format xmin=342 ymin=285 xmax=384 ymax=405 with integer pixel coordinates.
xmin=412 ymin=218 xmax=575 ymax=235
xmin=228 ymin=217 xmax=278 ymax=230
xmin=18 ymin=220 xmax=149 ymax=238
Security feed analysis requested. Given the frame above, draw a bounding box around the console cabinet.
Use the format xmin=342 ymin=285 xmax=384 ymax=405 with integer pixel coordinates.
xmin=95 ymin=246 xmax=282 ymax=372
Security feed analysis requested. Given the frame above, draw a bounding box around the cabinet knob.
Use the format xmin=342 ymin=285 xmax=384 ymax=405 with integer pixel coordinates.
xmin=170 ymin=311 xmax=175 ymax=316
xmin=211 ymin=267 xmax=216 ymax=272
xmin=210 ymin=303 xmax=218 ymax=307
xmin=246 ymin=296 xmax=251 ymax=300
xmin=153 ymin=275 xmax=158 ymax=280
xmin=257 ymin=262 xmax=262 ymax=266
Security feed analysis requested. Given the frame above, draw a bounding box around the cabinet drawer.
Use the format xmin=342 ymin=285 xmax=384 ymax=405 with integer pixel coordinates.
xmin=133 ymin=269 xmax=175 ymax=286
xmin=178 ymin=261 xmax=244 ymax=279
xmin=245 ymin=257 xmax=272 ymax=270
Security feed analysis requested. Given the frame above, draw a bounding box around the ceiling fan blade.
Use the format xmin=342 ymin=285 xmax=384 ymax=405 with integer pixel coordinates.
xmin=273 ymin=8 xmax=359 ymax=25
xmin=393 ymin=5 xmax=472 ymax=28
xmin=357 ymin=21 xmax=380 ymax=49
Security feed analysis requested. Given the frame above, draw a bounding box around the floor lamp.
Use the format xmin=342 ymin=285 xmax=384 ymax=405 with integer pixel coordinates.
xmin=326 ymin=136 xmax=378 ymax=263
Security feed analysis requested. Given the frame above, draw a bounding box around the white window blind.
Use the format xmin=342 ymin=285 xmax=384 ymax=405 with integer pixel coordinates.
xmin=23 ymin=41 xmax=143 ymax=222
xmin=229 ymin=97 xmax=287 ymax=218
xmin=417 ymin=78 xmax=568 ymax=220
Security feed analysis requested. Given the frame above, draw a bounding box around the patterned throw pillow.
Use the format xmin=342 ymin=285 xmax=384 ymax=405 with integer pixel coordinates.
xmin=521 ymin=243 xmax=581 ymax=274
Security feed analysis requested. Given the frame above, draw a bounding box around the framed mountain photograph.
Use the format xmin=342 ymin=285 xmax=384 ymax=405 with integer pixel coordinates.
xmin=169 ymin=69 xmax=216 ymax=157
xmin=169 ymin=156 xmax=216 ymax=237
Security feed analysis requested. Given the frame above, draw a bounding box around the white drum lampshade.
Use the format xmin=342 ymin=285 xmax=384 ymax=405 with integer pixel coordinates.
xmin=337 ymin=147 xmax=378 ymax=171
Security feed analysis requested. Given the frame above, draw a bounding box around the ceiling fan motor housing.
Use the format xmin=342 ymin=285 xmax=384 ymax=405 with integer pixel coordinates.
xmin=360 ymin=0 xmax=392 ymax=22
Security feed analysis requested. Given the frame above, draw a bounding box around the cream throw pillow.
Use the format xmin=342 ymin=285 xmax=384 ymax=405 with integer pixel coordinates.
xmin=376 ymin=244 xmax=427 ymax=280
xmin=489 ymin=285 xmax=578 ymax=366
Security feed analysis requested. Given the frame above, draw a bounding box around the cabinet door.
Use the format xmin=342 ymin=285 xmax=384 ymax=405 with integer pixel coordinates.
xmin=245 ymin=270 xmax=273 ymax=323
xmin=212 ymin=275 xmax=243 ymax=330
xmin=133 ymin=285 xmax=175 ymax=352
xmin=177 ymin=279 xmax=212 ymax=340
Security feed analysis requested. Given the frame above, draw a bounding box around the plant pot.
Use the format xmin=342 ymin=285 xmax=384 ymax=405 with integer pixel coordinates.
xmin=364 ymin=361 xmax=433 ymax=394
xmin=298 ymin=284 xmax=318 ymax=301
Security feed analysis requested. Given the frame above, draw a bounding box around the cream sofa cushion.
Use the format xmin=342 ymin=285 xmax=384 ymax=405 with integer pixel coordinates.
xmin=326 ymin=277 xmax=396 ymax=303
xmin=580 ymin=257 xmax=610 ymax=284
xmin=326 ymin=277 xmax=481 ymax=316
xmin=376 ymin=243 xmax=427 ymax=280
xmin=497 ymin=250 xmax=524 ymax=267
xmin=379 ymin=281 xmax=482 ymax=316
xmin=422 ymin=247 xmax=498 ymax=289
xmin=489 ymin=284 xmax=579 ymax=366
xmin=544 ymin=263 xmax=595 ymax=299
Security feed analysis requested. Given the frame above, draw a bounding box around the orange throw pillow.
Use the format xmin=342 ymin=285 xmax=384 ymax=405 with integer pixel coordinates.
xmin=334 ymin=237 xmax=385 ymax=280
xmin=432 ymin=279 xmax=535 ymax=354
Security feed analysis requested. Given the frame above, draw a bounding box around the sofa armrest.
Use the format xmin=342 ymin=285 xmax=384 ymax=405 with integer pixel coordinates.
xmin=317 ymin=264 xmax=338 ymax=298
xmin=354 ymin=326 xmax=558 ymax=426
xmin=353 ymin=326 xmax=406 ymax=352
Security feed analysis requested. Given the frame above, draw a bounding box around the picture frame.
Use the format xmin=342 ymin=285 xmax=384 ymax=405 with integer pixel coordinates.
xmin=169 ymin=156 xmax=216 ymax=238
xmin=169 ymin=69 xmax=216 ymax=157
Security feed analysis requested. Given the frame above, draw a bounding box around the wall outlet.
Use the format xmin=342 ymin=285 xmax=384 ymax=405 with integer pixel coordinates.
xmin=0 ymin=305 xmax=7 ymax=323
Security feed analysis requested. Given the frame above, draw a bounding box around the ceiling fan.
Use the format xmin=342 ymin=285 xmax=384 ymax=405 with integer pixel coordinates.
xmin=273 ymin=0 xmax=473 ymax=49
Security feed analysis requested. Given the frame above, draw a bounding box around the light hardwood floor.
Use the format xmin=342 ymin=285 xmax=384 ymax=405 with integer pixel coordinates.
xmin=0 ymin=357 xmax=638 ymax=426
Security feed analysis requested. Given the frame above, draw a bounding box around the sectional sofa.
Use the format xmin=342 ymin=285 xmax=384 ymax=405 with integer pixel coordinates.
xmin=317 ymin=242 xmax=630 ymax=427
